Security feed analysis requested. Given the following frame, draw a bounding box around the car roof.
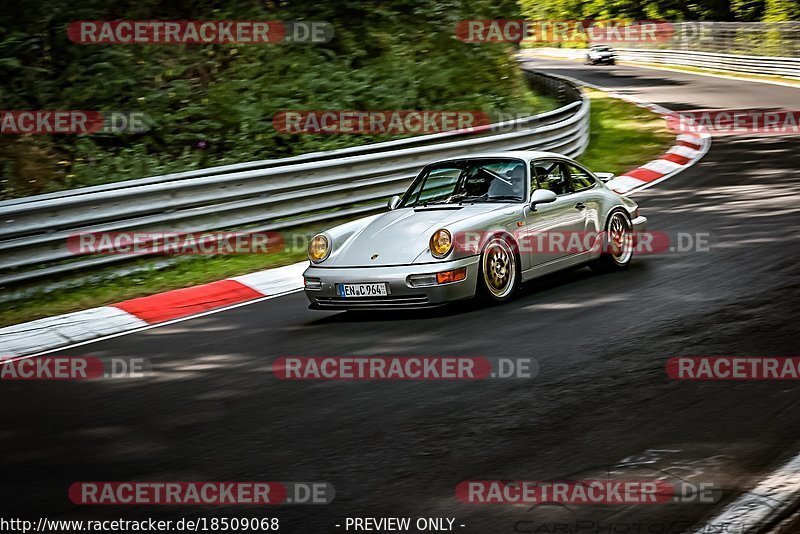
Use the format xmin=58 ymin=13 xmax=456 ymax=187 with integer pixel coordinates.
xmin=428 ymin=150 xmax=574 ymax=164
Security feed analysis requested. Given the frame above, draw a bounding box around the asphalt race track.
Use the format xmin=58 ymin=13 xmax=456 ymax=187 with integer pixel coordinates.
xmin=2 ymin=59 xmax=799 ymax=533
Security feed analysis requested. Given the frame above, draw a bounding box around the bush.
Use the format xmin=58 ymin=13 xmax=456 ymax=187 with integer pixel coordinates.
xmin=0 ymin=0 xmax=548 ymax=199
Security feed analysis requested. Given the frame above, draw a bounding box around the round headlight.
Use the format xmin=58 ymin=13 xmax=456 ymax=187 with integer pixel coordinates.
xmin=308 ymin=234 xmax=330 ymax=263
xmin=429 ymin=229 xmax=452 ymax=259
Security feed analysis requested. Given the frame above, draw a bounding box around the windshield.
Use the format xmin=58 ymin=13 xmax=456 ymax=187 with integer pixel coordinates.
xmin=399 ymin=158 xmax=527 ymax=208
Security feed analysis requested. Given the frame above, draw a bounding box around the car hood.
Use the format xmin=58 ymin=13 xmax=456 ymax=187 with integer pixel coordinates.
xmin=328 ymin=204 xmax=503 ymax=267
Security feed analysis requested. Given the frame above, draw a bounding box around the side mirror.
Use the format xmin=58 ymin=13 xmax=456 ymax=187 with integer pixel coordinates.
xmin=595 ymin=172 xmax=615 ymax=182
xmin=387 ymin=195 xmax=401 ymax=210
xmin=530 ymin=189 xmax=557 ymax=210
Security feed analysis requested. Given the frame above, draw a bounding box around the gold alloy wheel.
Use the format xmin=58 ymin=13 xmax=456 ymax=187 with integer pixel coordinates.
xmin=482 ymin=239 xmax=516 ymax=299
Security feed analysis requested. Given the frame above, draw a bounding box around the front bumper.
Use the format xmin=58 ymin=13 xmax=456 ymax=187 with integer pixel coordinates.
xmin=303 ymin=256 xmax=480 ymax=310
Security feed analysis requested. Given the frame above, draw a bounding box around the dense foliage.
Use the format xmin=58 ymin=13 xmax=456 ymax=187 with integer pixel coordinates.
xmin=0 ymin=0 xmax=536 ymax=198
xmin=519 ymin=0 xmax=799 ymax=21
xmin=3 ymin=0 xmax=797 ymax=199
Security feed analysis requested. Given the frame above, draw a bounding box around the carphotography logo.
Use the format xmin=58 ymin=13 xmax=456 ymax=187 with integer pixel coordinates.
xmin=512 ymin=486 xmax=782 ymax=533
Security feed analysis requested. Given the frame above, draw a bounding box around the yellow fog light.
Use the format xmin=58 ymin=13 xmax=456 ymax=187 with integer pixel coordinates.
xmin=308 ymin=234 xmax=330 ymax=263
xmin=430 ymin=229 xmax=452 ymax=259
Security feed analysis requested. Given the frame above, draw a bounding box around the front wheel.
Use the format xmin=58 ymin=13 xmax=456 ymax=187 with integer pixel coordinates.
xmin=477 ymin=237 xmax=519 ymax=305
xmin=590 ymin=210 xmax=633 ymax=273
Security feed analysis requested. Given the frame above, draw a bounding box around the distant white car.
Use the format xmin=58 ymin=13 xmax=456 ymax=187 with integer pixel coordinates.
xmin=586 ymin=45 xmax=616 ymax=65
xmin=303 ymin=151 xmax=646 ymax=310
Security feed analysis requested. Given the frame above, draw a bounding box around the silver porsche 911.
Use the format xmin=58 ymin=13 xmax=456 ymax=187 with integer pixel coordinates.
xmin=303 ymin=150 xmax=647 ymax=310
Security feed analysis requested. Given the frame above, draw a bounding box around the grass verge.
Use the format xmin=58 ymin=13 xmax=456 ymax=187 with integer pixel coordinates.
xmin=577 ymin=89 xmax=675 ymax=175
xmin=1 ymin=88 xmax=675 ymax=328
xmin=0 ymin=248 xmax=310 ymax=328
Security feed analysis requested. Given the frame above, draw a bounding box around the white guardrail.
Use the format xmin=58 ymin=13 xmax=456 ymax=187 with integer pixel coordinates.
xmin=0 ymin=71 xmax=590 ymax=286
xmin=522 ymin=47 xmax=800 ymax=79
xmin=616 ymin=48 xmax=800 ymax=78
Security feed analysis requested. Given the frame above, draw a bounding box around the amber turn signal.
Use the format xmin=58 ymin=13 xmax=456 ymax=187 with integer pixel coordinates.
xmin=436 ymin=267 xmax=467 ymax=284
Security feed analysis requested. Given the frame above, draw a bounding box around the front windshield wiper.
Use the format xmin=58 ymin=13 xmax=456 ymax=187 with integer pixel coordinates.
xmin=422 ymin=194 xmax=482 ymax=206
xmin=422 ymin=198 xmax=456 ymax=207
xmin=485 ymin=195 xmax=523 ymax=202
xmin=455 ymin=194 xmax=488 ymax=205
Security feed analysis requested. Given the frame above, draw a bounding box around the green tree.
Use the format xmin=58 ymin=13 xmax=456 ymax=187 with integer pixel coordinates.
xmin=0 ymin=0 xmax=538 ymax=198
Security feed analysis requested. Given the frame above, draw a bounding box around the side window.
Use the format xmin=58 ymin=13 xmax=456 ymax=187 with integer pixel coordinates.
xmin=531 ymin=160 xmax=570 ymax=196
xmin=565 ymin=163 xmax=596 ymax=192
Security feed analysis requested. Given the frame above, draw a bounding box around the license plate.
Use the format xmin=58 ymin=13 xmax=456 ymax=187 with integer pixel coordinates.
xmin=338 ymin=283 xmax=389 ymax=297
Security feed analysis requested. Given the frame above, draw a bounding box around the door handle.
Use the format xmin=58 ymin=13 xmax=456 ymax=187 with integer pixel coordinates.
xmin=575 ymin=202 xmax=586 ymax=210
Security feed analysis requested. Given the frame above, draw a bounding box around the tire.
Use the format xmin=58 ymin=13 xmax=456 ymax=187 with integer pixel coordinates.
xmin=477 ymin=237 xmax=519 ymax=305
xmin=590 ymin=210 xmax=634 ymax=273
